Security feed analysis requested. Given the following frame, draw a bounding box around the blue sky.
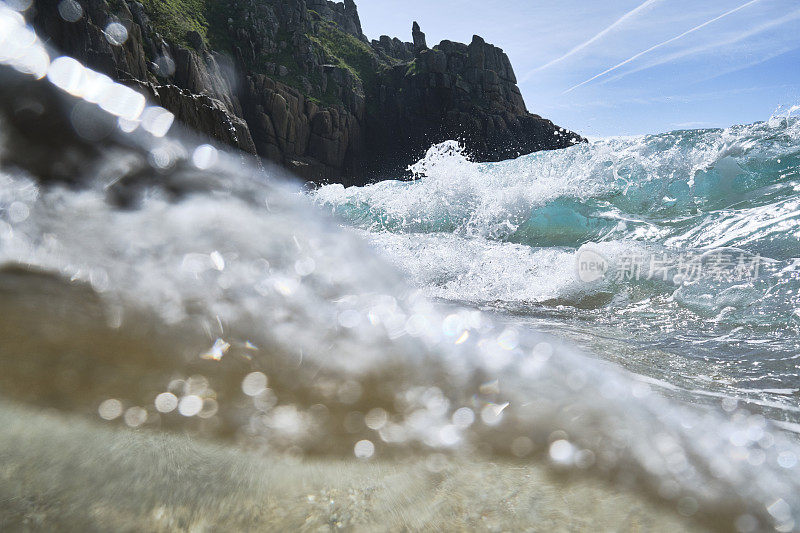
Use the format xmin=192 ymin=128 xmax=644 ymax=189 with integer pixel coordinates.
xmin=357 ymin=0 xmax=800 ymax=137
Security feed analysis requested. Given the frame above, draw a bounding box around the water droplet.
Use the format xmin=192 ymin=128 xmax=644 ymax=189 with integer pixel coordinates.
xmin=57 ymin=0 xmax=82 ymax=22
xmin=154 ymin=392 xmax=178 ymax=413
xmin=365 ymin=408 xmax=388 ymax=430
xmin=118 ymin=116 xmax=139 ymax=133
xmin=497 ymin=328 xmax=518 ymax=350
xmin=777 ymin=451 xmax=797 ymax=468
xmin=452 ymin=407 xmax=474 ymax=428
xmin=294 ymin=257 xmax=316 ymax=277
xmin=149 ymin=147 xmax=174 ymax=169
xmin=354 ymin=439 xmax=374 ymax=459
xmin=153 ymin=54 xmax=176 ymax=76
xmin=141 ymin=106 xmax=174 ymax=137
xmin=104 ymin=22 xmax=128 ymax=46
xmin=47 ymin=56 xmax=86 ymax=95
xmin=442 ymin=314 xmax=462 ymax=336
xmin=242 ymin=372 xmax=268 ymax=396
xmin=721 ymin=397 xmax=739 ymax=412
xmin=438 ymin=425 xmax=460 ymax=446
xmin=178 ymin=395 xmax=203 ymax=417
xmin=192 ymin=144 xmax=218 ymax=170
xmin=98 ymin=398 xmax=123 ymax=420
xmin=124 ymin=406 xmax=147 ymax=427
xmin=8 ymin=201 xmax=29 ymax=223
xmin=549 ymin=439 xmax=574 ymax=464
xmin=96 ymin=81 xmax=145 ymax=121
xmin=198 ymin=398 xmax=219 ymax=419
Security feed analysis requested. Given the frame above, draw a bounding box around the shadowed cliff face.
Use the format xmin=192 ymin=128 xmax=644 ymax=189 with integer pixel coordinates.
xmin=30 ymin=0 xmax=258 ymax=154
xmin=28 ymin=0 xmax=584 ymax=185
xmin=367 ymin=35 xmax=583 ymax=179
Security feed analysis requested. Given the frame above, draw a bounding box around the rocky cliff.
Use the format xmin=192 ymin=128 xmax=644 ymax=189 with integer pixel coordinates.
xmin=29 ymin=0 xmax=583 ymax=185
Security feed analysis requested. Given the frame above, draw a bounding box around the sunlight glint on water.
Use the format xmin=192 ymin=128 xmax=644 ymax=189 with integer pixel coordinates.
xmin=1 ymin=5 xmax=800 ymax=531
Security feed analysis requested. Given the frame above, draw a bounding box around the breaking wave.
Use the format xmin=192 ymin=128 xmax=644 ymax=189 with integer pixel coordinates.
xmin=2 ymin=6 xmax=800 ymax=530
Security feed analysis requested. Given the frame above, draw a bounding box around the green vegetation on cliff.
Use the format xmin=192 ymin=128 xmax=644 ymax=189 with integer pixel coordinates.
xmin=138 ymin=0 xmax=209 ymax=46
xmin=310 ymin=20 xmax=387 ymax=112
xmin=137 ymin=0 xmax=235 ymax=49
xmin=133 ymin=0 xmax=385 ymax=111
xmin=311 ymin=21 xmax=378 ymax=89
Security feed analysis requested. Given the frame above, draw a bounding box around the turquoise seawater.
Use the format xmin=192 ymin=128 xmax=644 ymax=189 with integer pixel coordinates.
xmin=3 ymin=7 xmax=800 ymax=529
xmin=313 ymin=121 xmax=800 ymax=426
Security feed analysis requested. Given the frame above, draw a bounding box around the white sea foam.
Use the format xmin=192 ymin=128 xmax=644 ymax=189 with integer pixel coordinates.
xmin=2 ymin=8 xmax=800 ymax=529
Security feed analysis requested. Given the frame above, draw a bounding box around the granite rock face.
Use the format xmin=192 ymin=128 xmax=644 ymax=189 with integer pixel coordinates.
xmin=31 ymin=0 xmax=257 ymax=155
xmin=412 ymin=21 xmax=427 ymax=54
xmin=29 ymin=0 xmax=583 ymax=185
xmin=371 ymin=35 xmax=414 ymax=63
xmin=220 ymin=0 xmax=370 ymax=181
xmin=366 ymin=35 xmax=582 ymax=178
xmin=307 ymin=0 xmax=364 ymax=39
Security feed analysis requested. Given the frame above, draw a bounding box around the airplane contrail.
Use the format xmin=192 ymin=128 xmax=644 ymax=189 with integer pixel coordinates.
xmin=602 ymin=8 xmax=800 ymax=84
xmin=521 ymin=0 xmax=661 ymax=81
xmin=694 ymin=43 xmax=800 ymax=85
xmin=563 ymin=0 xmax=762 ymax=94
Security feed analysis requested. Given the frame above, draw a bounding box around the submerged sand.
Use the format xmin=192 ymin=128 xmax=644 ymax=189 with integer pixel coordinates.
xmin=0 ymin=402 xmax=702 ymax=532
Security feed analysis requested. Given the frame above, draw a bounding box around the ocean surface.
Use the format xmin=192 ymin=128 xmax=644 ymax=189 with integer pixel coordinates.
xmin=312 ymin=124 xmax=800 ymax=427
xmin=1 ymin=5 xmax=800 ymax=531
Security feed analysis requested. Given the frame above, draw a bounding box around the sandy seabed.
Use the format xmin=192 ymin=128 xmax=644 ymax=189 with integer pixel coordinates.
xmin=0 ymin=402 xmax=702 ymax=532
